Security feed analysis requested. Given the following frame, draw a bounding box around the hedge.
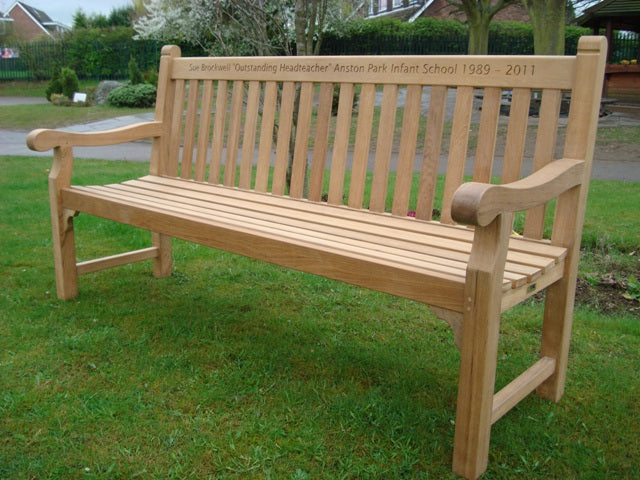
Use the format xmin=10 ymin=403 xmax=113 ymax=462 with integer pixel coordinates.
xmin=321 ymin=18 xmax=591 ymax=56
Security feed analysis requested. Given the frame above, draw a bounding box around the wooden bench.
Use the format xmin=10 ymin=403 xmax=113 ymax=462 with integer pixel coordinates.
xmin=27 ymin=36 xmax=607 ymax=479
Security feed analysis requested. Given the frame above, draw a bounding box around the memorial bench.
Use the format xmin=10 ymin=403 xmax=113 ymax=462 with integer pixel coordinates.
xmin=27 ymin=36 xmax=607 ymax=479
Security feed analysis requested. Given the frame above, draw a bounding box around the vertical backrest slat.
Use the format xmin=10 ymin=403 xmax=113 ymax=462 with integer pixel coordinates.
xmin=391 ymin=84 xmax=422 ymax=216
xmin=194 ymin=80 xmax=214 ymax=182
xmin=159 ymin=47 xmax=604 ymax=238
xmin=168 ymin=79 xmax=186 ymax=177
xmin=501 ymin=88 xmax=531 ymax=184
xmin=441 ymin=86 xmax=474 ymax=224
xmin=348 ymin=83 xmax=376 ymax=209
xmin=369 ymin=84 xmax=399 ymax=213
xmin=255 ymin=81 xmax=278 ymax=192
xmin=327 ymin=83 xmax=354 ymax=205
xmin=239 ymin=80 xmax=261 ymax=189
xmin=473 ymin=87 xmax=502 ymax=183
xmin=223 ymin=80 xmax=245 ymax=186
xmin=209 ymin=80 xmax=229 ymax=184
xmin=289 ymin=82 xmax=315 ymax=198
xmin=180 ymin=80 xmax=200 ymax=179
xmin=524 ymin=89 xmax=562 ymax=239
xmin=308 ymin=82 xmax=334 ymax=202
xmin=272 ymin=81 xmax=296 ymax=196
xmin=415 ymin=85 xmax=447 ymax=221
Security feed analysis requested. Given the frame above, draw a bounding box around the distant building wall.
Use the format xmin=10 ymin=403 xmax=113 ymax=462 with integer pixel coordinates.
xmin=422 ymin=0 xmax=530 ymax=23
xmin=8 ymin=4 xmax=50 ymax=41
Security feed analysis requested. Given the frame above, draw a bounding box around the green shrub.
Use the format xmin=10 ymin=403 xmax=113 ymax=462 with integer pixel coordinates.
xmin=144 ymin=69 xmax=159 ymax=87
xmin=107 ymin=83 xmax=157 ymax=107
xmin=45 ymin=65 xmax=63 ymax=101
xmin=128 ymin=57 xmax=145 ymax=85
xmin=60 ymin=67 xmax=80 ymax=99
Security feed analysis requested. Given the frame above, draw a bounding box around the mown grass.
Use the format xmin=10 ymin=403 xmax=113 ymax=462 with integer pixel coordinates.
xmin=1 ymin=156 xmax=639 ymax=479
xmin=0 ymin=80 xmax=99 ymax=98
xmin=0 ymin=103 xmax=153 ymax=130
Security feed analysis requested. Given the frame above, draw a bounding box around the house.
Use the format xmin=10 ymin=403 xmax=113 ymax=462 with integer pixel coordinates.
xmin=0 ymin=11 xmax=14 ymax=42
xmin=366 ymin=0 xmax=529 ymax=23
xmin=6 ymin=1 xmax=69 ymax=41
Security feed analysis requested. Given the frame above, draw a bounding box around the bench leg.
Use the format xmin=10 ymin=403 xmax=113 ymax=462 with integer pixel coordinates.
xmin=453 ymin=214 xmax=511 ymax=479
xmin=537 ymin=186 xmax=582 ymax=403
xmin=49 ymin=146 xmax=78 ymax=300
xmin=152 ymin=233 xmax=173 ymax=278
xmin=536 ymin=269 xmax=576 ymax=402
xmin=51 ymin=207 xmax=79 ymax=300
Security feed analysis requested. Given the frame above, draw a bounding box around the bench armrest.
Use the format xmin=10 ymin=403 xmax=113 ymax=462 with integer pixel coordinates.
xmin=451 ymin=158 xmax=585 ymax=227
xmin=26 ymin=121 xmax=163 ymax=152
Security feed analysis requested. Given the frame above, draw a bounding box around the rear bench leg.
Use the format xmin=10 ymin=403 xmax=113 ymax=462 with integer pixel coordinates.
xmin=537 ymin=185 xmax=582 ymax=402
xmin=152 ymin=232 xmax=173 ymax=278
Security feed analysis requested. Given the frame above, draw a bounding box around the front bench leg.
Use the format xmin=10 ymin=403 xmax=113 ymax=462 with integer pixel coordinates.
xmin=49 ymin=147 xmax=78 ymax=300
xmin=453 ymin=213 xmax=512 ymax=479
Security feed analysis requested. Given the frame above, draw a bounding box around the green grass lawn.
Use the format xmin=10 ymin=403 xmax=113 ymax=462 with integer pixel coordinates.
xmin=0 ymin=80 xmax=99 ymax=98
xmin=0 ymin=103 xmax=153 ymax=130
xmin=1 ymin=156 xmax=638 ymax=479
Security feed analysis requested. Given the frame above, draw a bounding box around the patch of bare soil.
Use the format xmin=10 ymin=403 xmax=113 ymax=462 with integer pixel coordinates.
xmin=575 ymin=276 xmax=640 ymax=316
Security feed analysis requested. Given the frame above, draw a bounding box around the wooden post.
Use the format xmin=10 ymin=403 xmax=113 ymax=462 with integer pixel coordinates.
xmin=148 ymin=45 xmax=180 ymax=279
xmin=537 ymin=36 xmax=607 ymax=402
xmin=49 ymin=146 xmax=78 ymax=299
xmin=453 ymin=213 xmax=512 ymax=479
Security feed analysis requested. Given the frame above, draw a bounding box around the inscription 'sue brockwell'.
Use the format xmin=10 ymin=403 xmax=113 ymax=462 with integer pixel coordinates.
xmin=188 ymin=61 xmax=537 ymax=77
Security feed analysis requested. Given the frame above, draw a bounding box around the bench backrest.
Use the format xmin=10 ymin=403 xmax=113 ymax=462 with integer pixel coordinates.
xmin=150 ymin=37 xmax=606 ymax=240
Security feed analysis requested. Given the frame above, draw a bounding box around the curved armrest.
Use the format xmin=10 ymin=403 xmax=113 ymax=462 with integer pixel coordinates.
xmin=451 ymin=158 xmax=585 ymax=227
xmin=26 ymin=121 xmax=163 ymax=152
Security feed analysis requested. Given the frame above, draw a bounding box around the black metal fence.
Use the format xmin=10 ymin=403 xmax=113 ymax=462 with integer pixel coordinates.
xmin=609 ymin=31 xmax=640 ymax=64
xmin=2 ymin=31 xmax=638 ymax=82
xmin=321 ymin=31 xmax=630 ymax=57
xmin=0 ymin=39 xmax=164 ymax=82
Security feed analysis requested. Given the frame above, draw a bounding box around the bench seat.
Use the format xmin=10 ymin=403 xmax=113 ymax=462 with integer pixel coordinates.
xmin=63 ymin=175 xmax=566 ymax=315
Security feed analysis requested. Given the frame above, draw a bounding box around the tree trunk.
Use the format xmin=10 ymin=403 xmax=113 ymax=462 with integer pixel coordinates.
xmin=467 ymin=14 xmax=491 ymax=55
xmin=523 ymin=0 xmax=566 ymax=55
xmin=451 ymin=0 xmax=513 ymax=55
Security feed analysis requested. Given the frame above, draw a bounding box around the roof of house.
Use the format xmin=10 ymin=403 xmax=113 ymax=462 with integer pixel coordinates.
xmin=576 ymin=0 xmax=640 ymax=32
xmin=14 ymin=1 xmax=54 ymax=24
xmin=8 ymin=1 xmax=69 ymax=36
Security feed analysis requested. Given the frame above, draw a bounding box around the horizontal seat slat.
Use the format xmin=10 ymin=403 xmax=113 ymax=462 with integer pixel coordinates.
xmin=73 ymin=184 xmax=472 ymax=281
xmin=137 ymin=175 xmax=566 ymax=259
xmin=134 ymin=176 xmax=565 ymax=269
xmin=62 ymin=186 xmax=468 ymax=311
xmin=65 ymin=176 xmax=566 ymax=293
xmin=115 ymin=180 xmax=542 ymax=285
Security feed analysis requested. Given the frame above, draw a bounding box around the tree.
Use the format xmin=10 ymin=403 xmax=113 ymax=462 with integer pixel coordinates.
xmin=72 ymin=10 xmax=89 ymax=29
xmin=295 ymin=0 xmax=329 ymax=55
xmin=448 ymin=0 xmax=519 ymax=54
xmin=73 ymin=6 xmax=135 ymax=29
xmin=134 ymin=0 xmax=355 ymax=56
xmin=522 ymin=1 xmax=599 ymax=55
xmin=134 ymin=0 xmax=292 ymax=56
xmin=522 ymin=0 xmax=565 ymax=54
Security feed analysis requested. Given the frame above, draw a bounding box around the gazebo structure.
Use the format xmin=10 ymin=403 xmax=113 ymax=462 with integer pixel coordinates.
xmin=577 ymin=0 xmax=640 ymax=102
